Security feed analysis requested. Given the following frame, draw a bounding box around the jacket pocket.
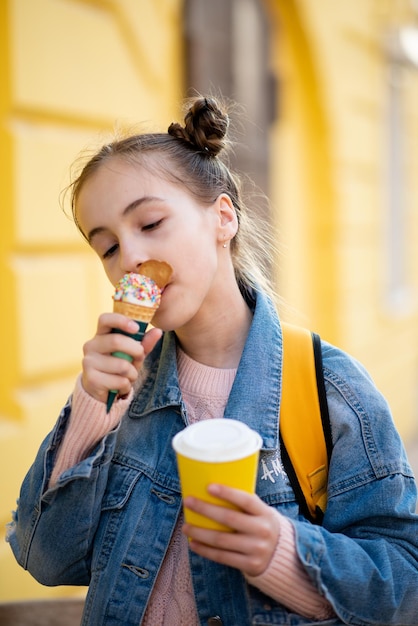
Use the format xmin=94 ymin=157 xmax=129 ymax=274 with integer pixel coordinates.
xmin=101 ymin=460 xmax=142 ymax=510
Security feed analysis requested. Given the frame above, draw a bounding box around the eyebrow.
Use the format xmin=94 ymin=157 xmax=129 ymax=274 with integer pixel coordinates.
xmin=86 ymin=195 xmax=164 ymax=243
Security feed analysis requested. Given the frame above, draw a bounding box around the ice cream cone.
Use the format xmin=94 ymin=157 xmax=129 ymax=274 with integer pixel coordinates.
xmin=137 ymin=260 xmax=173 ymax=290
xmin=106 ymin=261 xmax=173 ymax=412
xmin=113 ymin=300 xmax=158 ymax=324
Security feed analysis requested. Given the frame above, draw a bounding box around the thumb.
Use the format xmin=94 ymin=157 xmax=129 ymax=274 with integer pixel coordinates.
xmin=140 ymin=327 xmax=163 ymax=356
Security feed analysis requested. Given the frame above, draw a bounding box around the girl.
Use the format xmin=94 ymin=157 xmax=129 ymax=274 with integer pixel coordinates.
xmin=8 ymin=96 xmax=418 ymax=625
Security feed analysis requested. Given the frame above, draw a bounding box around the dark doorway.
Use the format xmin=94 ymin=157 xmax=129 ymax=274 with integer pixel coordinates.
xmin=184 ymin=0 xmax=277 ymax=222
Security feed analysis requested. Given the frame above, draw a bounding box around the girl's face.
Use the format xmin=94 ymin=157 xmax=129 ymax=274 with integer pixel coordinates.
xmin=75 ymin=157 xmax=238 ymax=331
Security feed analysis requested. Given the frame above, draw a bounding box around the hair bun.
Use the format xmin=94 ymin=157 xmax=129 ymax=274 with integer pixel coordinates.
xmin=168 ymin=96 xmax=229 ymax=157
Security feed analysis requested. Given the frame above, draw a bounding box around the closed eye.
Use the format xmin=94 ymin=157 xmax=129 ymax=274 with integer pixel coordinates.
xmin=142 ymin=219 xmax=163 ymax=231
xmin=103 ymin=243 xmax=119 ymax=259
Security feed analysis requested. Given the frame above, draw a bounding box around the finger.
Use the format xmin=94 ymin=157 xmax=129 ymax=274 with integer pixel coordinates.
xmin=84 ymin=332 xmax=145 ymax=361
xmin=91 ymin=350 xmax=140 ymax=381
xmin=87 ymin=374 xmax=133 ymax=402
xmin=206 ymin=484 xmax=267 ymax=516
xmin=140 ymin=327 xmax=163 ymax=355
xmin=96 ymin=312 xmax=142 ymax=336
xmin=184 ymin=529 xmax=268 ymax=576
xmin=183 ymin=496 xmax=255 ymax=534
xmin=189 ymin=541 xmax=245 ymax=571
xmin=183 ymin=522 xmax=245 ymax=552
xmin=82 ymin=354 xmax=138 ymax=395
xmin=184 ymin=491 xmax=280 ymax=542
xmin=183 ymin=510 xmax=281 ymax=577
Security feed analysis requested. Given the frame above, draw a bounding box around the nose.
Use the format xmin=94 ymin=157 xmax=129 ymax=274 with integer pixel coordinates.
xmin=119 ymin=239 xmax=145 ymax=275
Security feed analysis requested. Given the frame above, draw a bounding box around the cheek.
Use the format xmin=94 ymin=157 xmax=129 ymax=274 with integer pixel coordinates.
xmin=100 ymin=262 xmax=118 ymax=288
xmin=186 ymin=224 xmax=219 ymax=259
xmin=181 ymin=244 xmax=218 ymax=281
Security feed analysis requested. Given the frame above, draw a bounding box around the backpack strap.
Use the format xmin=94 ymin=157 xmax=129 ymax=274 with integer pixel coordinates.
xmin=279 ymin=322 xmax=332 ymax=524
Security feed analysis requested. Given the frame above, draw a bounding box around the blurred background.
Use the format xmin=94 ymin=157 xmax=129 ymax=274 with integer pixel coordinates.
xmin=1 ymin=0 xmax=418 ymax=604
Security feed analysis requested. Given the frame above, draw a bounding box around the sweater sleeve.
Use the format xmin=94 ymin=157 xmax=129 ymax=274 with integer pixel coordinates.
xmin=245 ymin=513 xmax=334 ymax=619
xmin=49 ymin=375 xmax=133 ymax=487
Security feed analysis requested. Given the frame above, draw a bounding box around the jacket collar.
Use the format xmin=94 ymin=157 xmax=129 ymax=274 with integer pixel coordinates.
xmin=129 ymin=289 xmax=282 ymax=452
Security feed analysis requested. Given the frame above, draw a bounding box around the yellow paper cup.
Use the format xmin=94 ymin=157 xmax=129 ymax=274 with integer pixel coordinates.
xmin=172 ymin=419 xmax=262 ymax=531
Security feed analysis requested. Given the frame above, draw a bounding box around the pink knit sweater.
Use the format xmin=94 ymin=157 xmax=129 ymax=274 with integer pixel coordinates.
xmin=50 ymin=349 xmax=333 ymax=624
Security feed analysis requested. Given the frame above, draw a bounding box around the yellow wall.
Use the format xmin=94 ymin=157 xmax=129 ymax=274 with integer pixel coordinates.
xmin=269 ymin=0 xmax=418 ymax=438
xmin=1 ymin=0 xmax=418 ymax=604
xmin=0 ymin=0 xmax=184 ymax=601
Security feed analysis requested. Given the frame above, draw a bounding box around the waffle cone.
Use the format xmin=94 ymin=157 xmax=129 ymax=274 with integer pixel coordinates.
xmin=113 ymin=299 xmax=158 ymax=323
xmin=138 ymin=260 xmax=173 ymax=288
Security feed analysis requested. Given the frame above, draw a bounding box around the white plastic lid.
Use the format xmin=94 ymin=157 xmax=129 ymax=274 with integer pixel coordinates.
xmin=172 ymin=418 xmax=262 ymax=463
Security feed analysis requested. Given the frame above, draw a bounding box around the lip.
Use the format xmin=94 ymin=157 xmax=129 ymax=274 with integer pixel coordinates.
xmin=159 ymin=283 xmax=170 ymax=303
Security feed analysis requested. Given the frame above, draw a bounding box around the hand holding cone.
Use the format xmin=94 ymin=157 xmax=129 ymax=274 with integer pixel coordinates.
xmin=106 ymin=260 xmax=173 ymax=412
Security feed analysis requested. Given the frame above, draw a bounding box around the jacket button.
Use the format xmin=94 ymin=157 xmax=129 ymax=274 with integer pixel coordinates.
xmin=207 ymin=618 xmax=222 ymax=625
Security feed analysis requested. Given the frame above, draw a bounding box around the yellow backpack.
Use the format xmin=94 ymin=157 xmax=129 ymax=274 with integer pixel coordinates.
xmin=280 ymin=323 xmax=333 ymax=524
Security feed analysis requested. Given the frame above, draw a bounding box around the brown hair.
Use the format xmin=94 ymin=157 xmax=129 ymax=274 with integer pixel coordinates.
xmin=69 ymin=96 xmax=276 ymax=299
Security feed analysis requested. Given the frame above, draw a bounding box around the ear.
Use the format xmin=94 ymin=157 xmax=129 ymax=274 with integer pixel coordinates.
xmin=215 ymin=194 xmax=238 ymax=244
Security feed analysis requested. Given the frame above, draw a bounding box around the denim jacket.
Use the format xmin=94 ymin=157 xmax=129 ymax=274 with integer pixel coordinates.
xmin=8 ymin=291 xmax=418 ymax=626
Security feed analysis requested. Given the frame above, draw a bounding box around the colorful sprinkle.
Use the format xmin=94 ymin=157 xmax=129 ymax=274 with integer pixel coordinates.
xmin=113 ymin=272 xmax=161 ymax=307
